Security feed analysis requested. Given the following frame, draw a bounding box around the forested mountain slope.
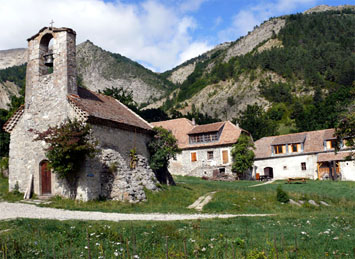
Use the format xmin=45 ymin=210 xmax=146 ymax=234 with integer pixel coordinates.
xmin=158 ymin=7 xmax=355 ymax=139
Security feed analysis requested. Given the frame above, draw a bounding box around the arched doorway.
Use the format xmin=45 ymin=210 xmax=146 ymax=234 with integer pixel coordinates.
xmin=40 ymin=160 xmax=51 ymax=195
xmin=264 ymin=167 xmax=274 ymax=179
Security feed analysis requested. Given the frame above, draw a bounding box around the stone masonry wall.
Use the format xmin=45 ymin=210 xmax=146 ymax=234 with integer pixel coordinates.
xmin=9 ymin=28 xmax=78 ymax=194
xmin=169 ymin=146 xmax=234 ymax=177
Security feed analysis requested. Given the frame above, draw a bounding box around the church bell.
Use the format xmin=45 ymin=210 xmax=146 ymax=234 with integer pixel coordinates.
xmin=43 ymin=52 xmax=54 ymax=67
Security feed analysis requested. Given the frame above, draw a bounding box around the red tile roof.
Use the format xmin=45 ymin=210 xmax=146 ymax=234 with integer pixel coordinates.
xmin=151 ymin=118 xmax=194 ymax=148
xmin=188 ymin=122 xmax=225 ymax=134
xmin=272 ymin=133 xmax=306 ymax=145
xmin=152 ymin=119 xmax=246 ymax=149
xmin=317 ymin=152 xmax=352 ymax=162
xmin=3 ymin=105 xmax=24 ymax=133
xmin=68 ymin=87 xmax=152 ymax=132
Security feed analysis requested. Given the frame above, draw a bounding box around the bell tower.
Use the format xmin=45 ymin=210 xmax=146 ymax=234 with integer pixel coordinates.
xmin=25 ymin=27 xmax=77 ymax=110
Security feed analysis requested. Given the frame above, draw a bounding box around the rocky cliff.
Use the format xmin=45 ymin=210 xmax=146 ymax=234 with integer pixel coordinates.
xmin=0 ymin=41 xmax=172 ymax=109
xmin=76 ymin=41 xmax=171 ymax=105
xmin=0 ymin=48 xmax=27 ymax=70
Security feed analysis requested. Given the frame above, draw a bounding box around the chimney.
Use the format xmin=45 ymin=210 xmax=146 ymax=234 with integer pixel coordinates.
xmin=235 ymin=122 xmax=239 ymax=128
xmin=192 ymin=118 xmax=196 ymax=126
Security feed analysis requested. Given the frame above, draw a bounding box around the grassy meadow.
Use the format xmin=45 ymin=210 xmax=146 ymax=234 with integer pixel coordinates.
xmin=0 ymin=175 xmax=354 ymax=258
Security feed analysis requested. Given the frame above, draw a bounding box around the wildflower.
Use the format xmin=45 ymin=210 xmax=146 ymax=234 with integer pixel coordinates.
xmin=333 ymin=237 xmax=339 ymax=240
xmin=133 ymin=255 xmax=140 ymax=259
xmin=201 ymin=247 xmax=206 ymax=251
xmin=210 ymin=238 xmax=215 ymax=241
xmin=114 ymin=251 xmax=119 ymax=256
xmin=84 ymin=246 xmax=88 ymax=249
xmin=70 ymin=226 xmax=75 ymax=229
xmin=96 ymin=243 xmax=100 ymax=246
xmin=306 ymin=220 xmax=310 ymax=224
xmin=116 ymin=242 xmax=121 ymax=245
xmin=189 ymin=238 xmax=195 ymax=243
xmin=301 ymin=231 xmax=307 ymax=235
xmin=90 ymin=232 xmax=95 ymax=236
xmin=208 ymin=243 xmax=214 ymax=248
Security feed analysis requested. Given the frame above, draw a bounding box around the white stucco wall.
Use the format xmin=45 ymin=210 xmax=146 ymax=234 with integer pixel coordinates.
xmin=340 ymin=161 xmax=355 ymax=181
xmin=253 ymin=154 xmax=318 ymax=180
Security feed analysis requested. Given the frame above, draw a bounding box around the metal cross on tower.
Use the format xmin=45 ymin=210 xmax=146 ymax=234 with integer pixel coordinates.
xmin=50 ymin=20 xmax=54 ymax=28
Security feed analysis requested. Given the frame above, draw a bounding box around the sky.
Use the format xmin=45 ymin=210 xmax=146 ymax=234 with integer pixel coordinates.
xmin=0 ymin=0 xmax=351 ymax=72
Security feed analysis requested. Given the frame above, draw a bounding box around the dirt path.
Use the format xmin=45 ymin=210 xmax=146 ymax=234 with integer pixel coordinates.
xmin=188 ymin=191 xmax=216 ymax=211
xmin=0 ymin=202 xmax=274 ymax=222
xmin=248 ymin=180 xmax=276 ymax=187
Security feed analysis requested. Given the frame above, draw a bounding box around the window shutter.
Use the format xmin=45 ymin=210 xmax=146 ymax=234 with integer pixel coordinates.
xmin=191 ymin=152 xmax=197 ymax=162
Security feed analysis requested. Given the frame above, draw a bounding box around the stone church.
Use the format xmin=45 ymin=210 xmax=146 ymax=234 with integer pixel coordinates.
xmin=3 ymin=27 xmax=158 ymax=202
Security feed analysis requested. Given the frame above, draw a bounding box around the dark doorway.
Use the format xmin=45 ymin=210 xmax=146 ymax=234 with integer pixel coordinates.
xmin=264 ymin=167 xmax=274 ymax=178
xmin=40 ymin=161 xmax=51 ymax=195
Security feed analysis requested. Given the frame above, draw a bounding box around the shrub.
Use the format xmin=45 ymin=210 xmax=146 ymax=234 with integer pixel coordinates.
xmin=33 ymin=119 xmax=98 ymax=198
xmin=276 ymin=185 xmax=289 ymax=203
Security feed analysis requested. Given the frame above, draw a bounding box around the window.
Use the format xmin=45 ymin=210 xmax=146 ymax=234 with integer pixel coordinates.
xmin=301 ymin=162 xmax=306 ymax=171
xmin=207 ymin=151 xmax=214 ymax=160
xmin=189 ymin=132 xmax=218 ymax=144
xmin=274 ymin=145 xmax=286 ymax=154
xmin=326 ymin=140 xmax=336 ymax=149
xmin=292 ymin=144 xmax=298 ymax=152
xmin=283 ymin=165 xmax=287 ymax=170
xmin=191 ymin=152 xmax=197 ymax=162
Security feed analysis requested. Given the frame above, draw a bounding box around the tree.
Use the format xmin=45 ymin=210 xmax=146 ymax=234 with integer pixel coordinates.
xmin=34 ymin=119 xmax=98 ymax=198
xmin=100 ymin=87 xmax=138 ymax=112
xmin=335 ymin=110 xmax=355 ymax=160
xmin=231 ymin=134 xmax=255 ymax=179
xmin=147 ymin=127 xmax=181 ymax=185
xmin=236 ymin=104 xmax=277 ymax=140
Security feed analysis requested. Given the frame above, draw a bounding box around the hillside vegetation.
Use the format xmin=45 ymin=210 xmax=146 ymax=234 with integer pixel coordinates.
xmin=160 ymin=9 xmax=355 ymax=139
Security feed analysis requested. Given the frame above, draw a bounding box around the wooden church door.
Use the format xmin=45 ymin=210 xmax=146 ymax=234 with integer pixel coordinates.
xmin=41 ymin=161 xmax=51 ymax=195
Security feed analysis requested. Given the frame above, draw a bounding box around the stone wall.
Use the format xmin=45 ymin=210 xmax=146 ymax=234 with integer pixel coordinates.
xmin=99 ymin=149 xmax=158 ymax=202
xmin=9 ymin=28 xmax=78 ymax=195
xmin=169 ymin=146 xmax=234 ymax=177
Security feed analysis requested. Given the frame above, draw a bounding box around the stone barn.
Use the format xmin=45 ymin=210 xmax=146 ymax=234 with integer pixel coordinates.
xmin=3 ymin=27 xmax=158 ymax=202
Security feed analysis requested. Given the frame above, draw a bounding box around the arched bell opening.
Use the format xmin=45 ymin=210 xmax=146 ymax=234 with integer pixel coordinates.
xmin=39 ymin=33 xmax=54 ymax=75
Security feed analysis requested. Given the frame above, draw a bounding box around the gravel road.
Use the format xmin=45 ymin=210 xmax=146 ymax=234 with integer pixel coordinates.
xmin=0 ymin=202 xmax=273 ymax=222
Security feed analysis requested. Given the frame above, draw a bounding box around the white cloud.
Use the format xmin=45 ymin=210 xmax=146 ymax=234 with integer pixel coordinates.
xmin=218 ymin=0 xmax=317 ymax=42
xmin=0 ymin=0 xmax=209 ymax=72
xmin=179 ymin=0 xmax=208 ymax=12
xmin=178 ymin=42 xmax=213 ymax=65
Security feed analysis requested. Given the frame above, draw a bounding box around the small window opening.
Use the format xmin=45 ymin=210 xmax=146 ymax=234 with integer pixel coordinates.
xmin=207 ymin=151 xmax=214 ymax=160
xmin=301 ymin=162 xmax=306 ymax=171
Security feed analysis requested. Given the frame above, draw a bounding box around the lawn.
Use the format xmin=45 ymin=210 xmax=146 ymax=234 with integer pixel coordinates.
xmin=37 ymin=176 xmax=355 ymax=215
xmin=0 ymin=175 xmax=354 ymax=258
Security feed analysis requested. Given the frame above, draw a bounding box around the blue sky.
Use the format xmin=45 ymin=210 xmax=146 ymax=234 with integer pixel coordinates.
xmin=0 ymin=0 xmax=352 ymax=71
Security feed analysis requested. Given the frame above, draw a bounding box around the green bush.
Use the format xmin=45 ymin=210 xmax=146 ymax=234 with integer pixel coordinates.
xmin=276 ymin=185 xmax=289 ymax=203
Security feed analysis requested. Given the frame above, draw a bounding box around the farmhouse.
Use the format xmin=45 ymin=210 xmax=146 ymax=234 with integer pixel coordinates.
xmin=3 ymin=27 xmax=158 ymax=201
xmin=152 ymin=118 xmax=249 ymax=178
xmin=253 ymin=128 xmax=355 ymax=181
